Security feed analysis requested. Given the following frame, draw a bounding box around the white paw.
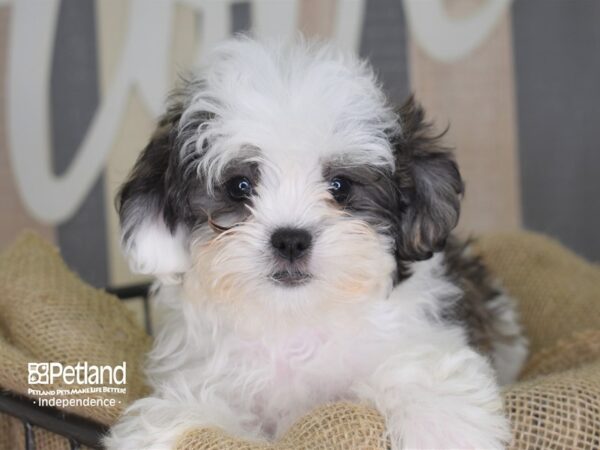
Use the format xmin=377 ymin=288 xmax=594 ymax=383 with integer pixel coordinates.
xmin=393 ymin=432 xmax=507 ymax=450
xmin=388 ymin=414 xmax=509 ymax=450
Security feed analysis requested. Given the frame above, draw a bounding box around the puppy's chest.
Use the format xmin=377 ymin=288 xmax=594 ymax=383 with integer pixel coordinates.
xmin=227 ymin=327 xmax=390 ymax=395
xmin=268 ymin=330 xmax=326 ymax=378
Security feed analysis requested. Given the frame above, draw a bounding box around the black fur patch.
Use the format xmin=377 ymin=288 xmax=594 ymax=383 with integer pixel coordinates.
xmin=392 ymin=97 xmax=464 ymax=262
xmin=116 ymin=99 xmax=193 ymax=243
xmin=441 ymin=237 xmax=503 ymax=354
xmin=116 ymin=82 xmax=250 ymax=242
xmin=324 ymin=96 xmax=464 ymax=282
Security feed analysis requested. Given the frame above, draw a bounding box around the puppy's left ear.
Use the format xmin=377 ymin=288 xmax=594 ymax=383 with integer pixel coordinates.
xmin=393 ymin=97 xmax=464 ymax=261
xmin=116 ymin=100 xmax=202 ymax=281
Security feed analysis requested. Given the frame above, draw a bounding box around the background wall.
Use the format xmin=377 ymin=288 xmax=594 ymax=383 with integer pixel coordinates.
xmin=1 ymin=0 xmax=598 ymax=288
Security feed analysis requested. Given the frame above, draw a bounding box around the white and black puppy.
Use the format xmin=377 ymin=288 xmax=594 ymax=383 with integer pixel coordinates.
xmin=106 ymin=37 xmax=528 ymax=450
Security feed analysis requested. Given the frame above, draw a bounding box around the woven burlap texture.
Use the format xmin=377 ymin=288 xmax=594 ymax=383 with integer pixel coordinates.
xmin=474 ymin=231 xmax=600 ymax=357
xmin=0 ymin=230 xmax=598 ymax=449
xmin=0 ymin=232 xmax=151 ymax=450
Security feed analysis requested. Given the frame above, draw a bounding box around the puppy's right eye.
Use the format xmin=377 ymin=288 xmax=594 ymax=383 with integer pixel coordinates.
xmin=225 ymin=176 xmax=253 ymax=201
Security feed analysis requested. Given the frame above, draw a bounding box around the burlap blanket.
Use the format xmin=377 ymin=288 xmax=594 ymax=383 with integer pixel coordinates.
xmin=0 ymin=231 xmax=598 ymax=449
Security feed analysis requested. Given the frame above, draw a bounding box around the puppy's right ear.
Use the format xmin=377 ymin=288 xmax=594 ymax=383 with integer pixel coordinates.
xmin=117 ymin=103 xmax=193 ymax=280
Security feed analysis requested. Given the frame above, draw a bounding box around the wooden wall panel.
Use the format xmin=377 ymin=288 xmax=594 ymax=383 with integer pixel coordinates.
xmin=408 ymin=2 xmax=521 ymax=235
xmin=298 ymin=0 xmax=337 ymax=39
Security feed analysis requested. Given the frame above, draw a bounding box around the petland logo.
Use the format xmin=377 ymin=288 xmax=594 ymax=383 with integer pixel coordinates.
xmin=28 ymin=362 xmax=126 ymax=385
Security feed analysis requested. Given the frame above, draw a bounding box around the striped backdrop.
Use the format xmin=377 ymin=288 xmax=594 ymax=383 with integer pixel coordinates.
xmin=1 ymin=0 xmax=598 ymax=288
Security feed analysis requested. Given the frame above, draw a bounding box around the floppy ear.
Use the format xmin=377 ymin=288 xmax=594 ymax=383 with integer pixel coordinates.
xmin=117 ymin=101 xmax=202 ymax=280
xmin=393 ymin=97 xmax=464 ymax=261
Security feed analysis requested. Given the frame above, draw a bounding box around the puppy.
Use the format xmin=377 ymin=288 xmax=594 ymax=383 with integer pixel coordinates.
xmin=106 ymin=37 xmax=528 ymax=450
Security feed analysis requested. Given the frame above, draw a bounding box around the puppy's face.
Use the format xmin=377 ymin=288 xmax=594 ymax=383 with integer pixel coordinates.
xmin=118 ymin=39 xmax=463 ymax=319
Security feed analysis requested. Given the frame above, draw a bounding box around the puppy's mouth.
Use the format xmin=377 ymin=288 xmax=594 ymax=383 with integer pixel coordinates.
xmin=270 ymin=270 xmax=312 ymax=287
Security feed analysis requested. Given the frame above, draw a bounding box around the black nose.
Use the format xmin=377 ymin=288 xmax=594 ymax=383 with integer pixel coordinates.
xmin=270 ymin=228 xmax=313 ymax=262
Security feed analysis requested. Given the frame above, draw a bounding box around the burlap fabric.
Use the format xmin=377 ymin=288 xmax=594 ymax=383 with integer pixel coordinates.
xmin=0 ymin=232 xmax=151 ymax=450
xmin=474 ymin=231 xmax=600 ymax=358
xmin=0 ymin=231 xmax=598 ymax=449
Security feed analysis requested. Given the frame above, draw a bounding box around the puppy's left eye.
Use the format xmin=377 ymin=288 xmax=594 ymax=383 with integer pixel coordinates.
xmin=225 ymin=176 xmax=253 ymax=201
xmin=329 ymin=176 xmax=352 ymax=202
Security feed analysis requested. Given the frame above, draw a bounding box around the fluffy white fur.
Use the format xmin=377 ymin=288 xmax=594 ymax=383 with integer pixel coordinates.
xmin=486 ymin=293 xmax=529 ymax=386
xmin=107 ymin=38 xmax=521 ymax=450
xmin=107 ymin=256 xmax=510 ymax=450
xmin=183 ymin=38 xmax=397 ymax=185
xmin=125 ymin=220 xmax=190 ymax=282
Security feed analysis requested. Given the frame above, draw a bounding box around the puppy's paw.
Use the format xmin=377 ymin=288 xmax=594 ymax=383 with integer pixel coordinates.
xmin=387 ymin=413 xmax=509 ymax=450
xmin=103 ymin=421 xmax=172 ymax=450
xmin=362 ymin=346 xmax=511 ymax=450
xmin=391 ymin=431 xmax=507 ymax=450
